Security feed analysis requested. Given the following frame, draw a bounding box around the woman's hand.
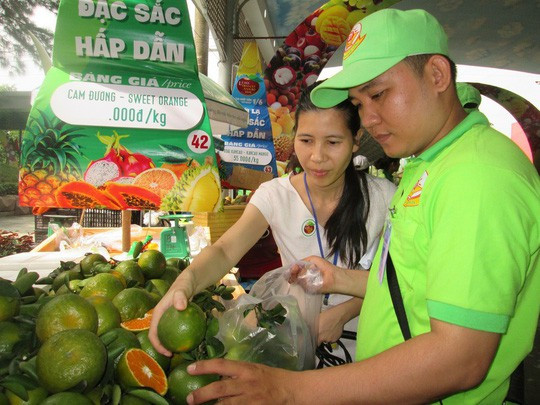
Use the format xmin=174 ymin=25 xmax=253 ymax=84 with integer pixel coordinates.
xmin=148 ymin=271 xmax=195 ymax=356
xmin=317 ymin=306 xmax=346 ymax=344
xmin=185 ymin=359 xmax=299 ymax=405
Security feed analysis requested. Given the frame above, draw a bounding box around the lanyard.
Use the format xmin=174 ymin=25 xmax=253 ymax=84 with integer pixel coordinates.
xmin=303 ymin=172 xmax=338 ymax=266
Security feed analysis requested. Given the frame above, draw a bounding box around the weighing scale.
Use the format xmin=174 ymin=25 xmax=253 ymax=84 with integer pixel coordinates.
xmin=158 ymin=213 xmax=193 ymax=259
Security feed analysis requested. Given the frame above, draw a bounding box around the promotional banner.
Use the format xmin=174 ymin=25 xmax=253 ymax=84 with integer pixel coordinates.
xmin=19 ymin=0 xmax=222 ymax=213
xmin=220 ymin=42 xmax=276 ymax=190
xmin=264 ymin=0 xmax=399 ymax=169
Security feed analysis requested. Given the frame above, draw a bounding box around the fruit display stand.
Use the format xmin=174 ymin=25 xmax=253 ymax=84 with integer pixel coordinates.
xmin=31 ymin=226 xmax=166 ymax=254
xmin=0 ymin=227 xmax=164 ymax=281
xmin=31 ymin=205 xmax=246 ymax=253
xmin=0 ymin=205 xmax=246 ymax=283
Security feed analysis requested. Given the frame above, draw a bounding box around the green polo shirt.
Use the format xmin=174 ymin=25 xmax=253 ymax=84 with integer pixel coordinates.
xmin=356 ymin=111 xmax=540 ymax=404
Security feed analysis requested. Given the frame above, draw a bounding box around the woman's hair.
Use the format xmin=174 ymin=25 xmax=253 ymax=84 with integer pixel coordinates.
xmin=294 ymin=83 xmax=370 ymax=269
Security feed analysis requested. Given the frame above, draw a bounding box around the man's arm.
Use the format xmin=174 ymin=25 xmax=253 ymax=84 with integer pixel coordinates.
xmin=296 ymin=318 xmax=501 ymax=404
xmin=187 ymin=319 xmax=500 ymax=404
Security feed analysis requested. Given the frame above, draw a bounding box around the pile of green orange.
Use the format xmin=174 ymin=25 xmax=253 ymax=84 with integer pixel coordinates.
xmin=0 ymin=249 xmax=235 ymax=404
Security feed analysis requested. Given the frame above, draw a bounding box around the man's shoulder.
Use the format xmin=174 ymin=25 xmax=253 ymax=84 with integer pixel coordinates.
xmin=444 ymin=123 xmax=534 ymax=175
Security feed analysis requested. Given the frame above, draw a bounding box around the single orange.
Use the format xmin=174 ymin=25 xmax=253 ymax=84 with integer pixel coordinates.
xmin=116 ymin=348 xmax=168 ymax=396
xmin=114 ymin=260 xmax=145 ymax=287
xmin=157 ymin=303 xmax=206 ymax=353
xmin=133 ymin=168 xmax=177 ymax=198
xmin=105 ymin=327 xmax=141 ymax=354
xmin=4 ymin=386 xmax=48 ymax=405
xmin=167 ymin=362 xmax=219 ymax=405
xmin=35 ymin=293 xmax=98 ymax=342
xmin=121 ymin=308 xmax=153 ymax=332
xmin=86 ymin=296 xmax=122 ymax=336
xmin=137 ymin=250 xmax=167 ymax=279
xmin=36 ymin=329 xmax=107 ymax=393
xmin=80 ymin=273 xmax=125 ymax=300
xmin=112 ymin=288 xmax=158 ymax=322
xmin=41 ymin=392 xmax=94 ymax=404
xmin=0 ymin=321 xmax=21 ymax=355
xmin=0 ymin=280 xmax=20 ymax=322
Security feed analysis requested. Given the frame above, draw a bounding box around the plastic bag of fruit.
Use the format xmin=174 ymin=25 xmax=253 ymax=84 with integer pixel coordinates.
xmin=216 ymin=265 xmax=322 ymax=370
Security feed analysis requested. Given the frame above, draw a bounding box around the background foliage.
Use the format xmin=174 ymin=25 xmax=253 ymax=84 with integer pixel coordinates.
xmin=0 ymin=0 xmax=58 ymax=74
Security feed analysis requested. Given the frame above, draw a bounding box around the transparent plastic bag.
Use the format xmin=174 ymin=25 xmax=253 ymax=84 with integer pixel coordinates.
xmin=216 ymin=265 xmax=322 ymax=370
xmin=80 ymin=225 xmax=145 ymax=251
xmin=49 ymin=222 xmax=84 ymax=249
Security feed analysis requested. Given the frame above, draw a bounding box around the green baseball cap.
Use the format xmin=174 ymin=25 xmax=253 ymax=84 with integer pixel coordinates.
xmin=311 ymin=9 xmax=449 ymax=108
xmin=456 ymin=82 xmax=481 ymax=111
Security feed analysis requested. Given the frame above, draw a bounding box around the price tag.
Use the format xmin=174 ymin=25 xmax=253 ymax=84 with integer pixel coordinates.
xmin=187 ymin=130 xmax=211 ymax=153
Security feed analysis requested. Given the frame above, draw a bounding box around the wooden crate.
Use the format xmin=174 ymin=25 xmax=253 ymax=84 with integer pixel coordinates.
xmin=192 ymin=205 xmax=245 ymax=243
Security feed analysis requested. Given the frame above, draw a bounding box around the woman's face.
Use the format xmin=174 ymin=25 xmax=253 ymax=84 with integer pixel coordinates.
xmin=294 ymin=108 xmax=359 ymax=187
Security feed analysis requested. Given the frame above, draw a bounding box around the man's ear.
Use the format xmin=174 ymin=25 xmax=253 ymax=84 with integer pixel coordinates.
xmin=426 ymin=55 xmax=452 ymax=93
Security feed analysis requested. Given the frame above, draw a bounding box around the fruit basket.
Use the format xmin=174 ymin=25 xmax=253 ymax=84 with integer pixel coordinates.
xmin=192 ymin=205 xmax=245 ymax=243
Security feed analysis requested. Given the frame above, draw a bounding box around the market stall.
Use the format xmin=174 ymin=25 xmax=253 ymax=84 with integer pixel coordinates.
xmin=2 ymin=0 xmax=538 ymax=404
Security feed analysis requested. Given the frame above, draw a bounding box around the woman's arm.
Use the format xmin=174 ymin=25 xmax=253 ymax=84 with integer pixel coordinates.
xmin=149 ymin=204 xmax=270 ymax=355
xmin=318 ymin=297 xmax=363 ymax=344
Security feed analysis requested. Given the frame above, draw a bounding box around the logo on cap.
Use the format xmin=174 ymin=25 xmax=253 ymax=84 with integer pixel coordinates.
xmin=344 ymin=22 xmax=366 ymax=60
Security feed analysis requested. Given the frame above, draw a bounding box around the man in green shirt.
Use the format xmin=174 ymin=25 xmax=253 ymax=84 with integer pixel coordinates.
xmin=181 ymin=9 xmax=539 ymax=404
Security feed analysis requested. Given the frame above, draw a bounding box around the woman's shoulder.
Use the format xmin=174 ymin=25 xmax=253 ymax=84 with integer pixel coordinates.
xmin=251 ymin=175 xmax=294 ymax=200
xmin=258 ymin=175 xmax=293 ymax=191
xmin=364 ymin=173 xmax=396 ymax=198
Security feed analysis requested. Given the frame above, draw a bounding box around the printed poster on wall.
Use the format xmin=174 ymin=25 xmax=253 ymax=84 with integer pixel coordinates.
xmin=19 ymin=0 xmax=222 ymax=213
xmin=220 ymin=42 xmax=277 ymax=190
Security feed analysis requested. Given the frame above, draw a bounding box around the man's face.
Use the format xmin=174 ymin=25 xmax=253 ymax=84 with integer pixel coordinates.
xmin=348 ymin=60 xmax=444 ymax=158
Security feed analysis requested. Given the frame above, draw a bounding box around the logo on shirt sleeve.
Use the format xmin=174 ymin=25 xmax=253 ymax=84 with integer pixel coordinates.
xmin=404 ymin=170 xmax=428 ymax=207
xmin=302 ymin=219 xmax=316 ymax=236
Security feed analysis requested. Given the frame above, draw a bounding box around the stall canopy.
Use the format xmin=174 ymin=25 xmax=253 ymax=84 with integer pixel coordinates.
xmin=236 ymin=0 xmax=539 ymax=74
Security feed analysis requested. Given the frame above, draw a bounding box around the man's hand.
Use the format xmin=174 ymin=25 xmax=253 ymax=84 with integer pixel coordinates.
xmin=289 ymin=256 xmax=368 ymax=298
xmin=186 ymin=359 xmax=298 ymax=405
xmin=287 ymin=256 xmax=337 ymax=294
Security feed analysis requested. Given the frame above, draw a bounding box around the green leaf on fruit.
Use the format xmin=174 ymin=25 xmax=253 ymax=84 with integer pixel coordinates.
xmin=159 ymin=144 xmax=189 ymax=163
